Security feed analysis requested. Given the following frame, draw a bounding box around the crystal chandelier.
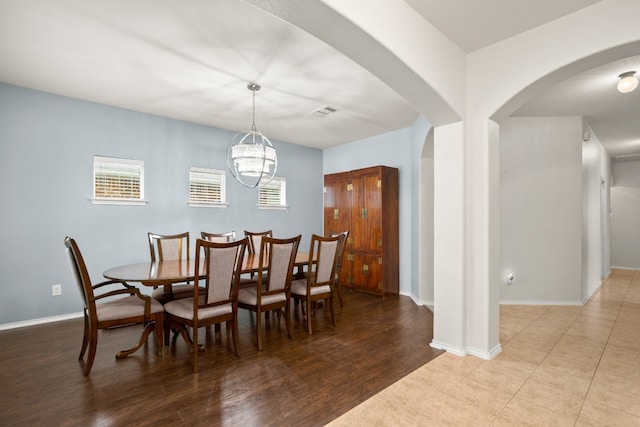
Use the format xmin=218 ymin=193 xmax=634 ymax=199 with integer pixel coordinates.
xmin=226 ymin=83 xmax=277 ymax=188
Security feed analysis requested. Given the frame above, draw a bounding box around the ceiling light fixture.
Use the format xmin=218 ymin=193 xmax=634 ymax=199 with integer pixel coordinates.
xmin=617 ymin=71 xmax=638 ymax=93
xmin=226 ymin=83 xmax=277 ymax=188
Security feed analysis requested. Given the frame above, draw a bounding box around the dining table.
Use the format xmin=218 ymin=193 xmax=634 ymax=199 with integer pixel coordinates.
xmin=103 ymin=251 xmax=312 ymax=290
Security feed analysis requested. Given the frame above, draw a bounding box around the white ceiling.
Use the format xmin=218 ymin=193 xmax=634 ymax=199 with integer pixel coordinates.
xmin=0 ymin=0 xmax=638 ymax=158
xmin=513 ymin=55 xmax=640 ymax=161
xmin=405 ymin=0 xmax=603 ymax=53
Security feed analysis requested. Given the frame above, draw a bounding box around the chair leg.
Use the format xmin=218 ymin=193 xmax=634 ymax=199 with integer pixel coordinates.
xmin=284 ymin=304 xmax=292 ymax=340
xmin=256 ymin=310 xmax=263 ymax=351
xmin=231 ymin=318 xmax=240 ymax=357
xmin=164 ymin=317 xmax=171 ymax=348
xmin=336 ymin=282 xmax=344 ymax=307
xmin=79 ymin=312 xmax=89 ymax=360
xmin=83 ymin=327 xmax=99 ymax=376
xmin=300 ymin=297 xmax=307 ymax=317
xmin=329 ymin=293 xmax=336 ymax=327
xmin=174 ymin=324 xmax=194 ymax=347
xmin=192 ymin=326 xmax=199 ymax=373
xmin=293 ymin=298 xmax=299 ymax=318
xmin=306 ymin=298 xmax=312 ymax=335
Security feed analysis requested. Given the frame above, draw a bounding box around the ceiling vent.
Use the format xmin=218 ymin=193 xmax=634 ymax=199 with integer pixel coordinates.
xmin=614 ymin=153 xmax=640 ymax=161
xmin=311 ymin=106 xmax=337 ymax=118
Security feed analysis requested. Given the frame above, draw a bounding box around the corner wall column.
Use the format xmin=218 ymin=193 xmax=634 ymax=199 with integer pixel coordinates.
xmin=432 ymin=121 xmax=466 ymax=355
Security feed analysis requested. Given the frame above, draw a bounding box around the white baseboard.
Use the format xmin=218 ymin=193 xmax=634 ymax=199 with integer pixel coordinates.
xmin=430 ymin=340 xmax=501 ymax=360
xmin=0 ymin=312 xmax=83 ymax=331
xmin=429 ymin=340 xmax=467 ymax=357
xmin=400 ymin=291 xmax=433 ymax=308
xmin=468 ymin=343 xmax=502 ymax=360
xmin=499 ymin=299 xmax=583 ymax=306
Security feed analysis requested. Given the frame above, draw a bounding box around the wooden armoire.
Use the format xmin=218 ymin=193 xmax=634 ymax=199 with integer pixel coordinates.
xmin=323 ymin=165 xmax=399 ymax=296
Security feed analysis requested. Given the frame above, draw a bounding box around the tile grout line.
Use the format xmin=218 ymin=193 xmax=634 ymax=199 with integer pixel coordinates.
xmin=573 ymin=276 xmax=630 ymax=425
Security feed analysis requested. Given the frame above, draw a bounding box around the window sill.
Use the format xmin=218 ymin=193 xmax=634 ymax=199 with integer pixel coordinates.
xmin=188 ymin=202 xmax=229 ymax=208
xmin=257 ymin=205 xmax=288 ymax=211
xmin=90 ymin=198 xmax=148 ymax=206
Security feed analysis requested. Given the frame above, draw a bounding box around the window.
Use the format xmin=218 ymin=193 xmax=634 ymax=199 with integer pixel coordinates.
xmin=92 ymin=156 xmax=145 ymax=205
xmin=189 ymin=167 xmax=227 ymax=207
xmin=258 ymin=176 xmax=287 ymax=209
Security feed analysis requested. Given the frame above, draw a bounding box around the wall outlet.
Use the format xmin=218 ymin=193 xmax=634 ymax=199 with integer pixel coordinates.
xmin=52 ymin=284 xmax=62 ymax=296
xmin=506 ymin=273 xmax=514 ymax=285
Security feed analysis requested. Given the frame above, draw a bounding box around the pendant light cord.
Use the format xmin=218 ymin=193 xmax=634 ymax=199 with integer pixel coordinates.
xmin=249 ymin=83 xmax=259 ymax=132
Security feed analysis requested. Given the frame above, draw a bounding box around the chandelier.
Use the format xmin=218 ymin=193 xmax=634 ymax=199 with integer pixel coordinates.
xmin=226 ymin=83 xmax=277 ymax=188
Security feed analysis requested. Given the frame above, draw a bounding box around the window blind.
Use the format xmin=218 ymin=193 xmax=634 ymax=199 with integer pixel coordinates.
xmin=189 ymin=167 xmax=226 ymax=204
xmin=258 ymin=176 xmax=286 ymax=207
xmin=93 ymin=156 xmax=144 ymax=200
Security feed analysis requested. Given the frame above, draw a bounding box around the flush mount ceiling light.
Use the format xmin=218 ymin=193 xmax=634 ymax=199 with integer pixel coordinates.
xmin=617 ymin=71 xmax=638 ymax=93
xmin=226 ymin=83 xmax=277 ymax=188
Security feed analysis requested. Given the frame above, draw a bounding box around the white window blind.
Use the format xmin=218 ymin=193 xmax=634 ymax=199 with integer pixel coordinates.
xmin=258 ymin=176 xmax=287 ymax=209
xmin=189 ymin=167 xmax=226 ymax=206
xmin=92 ymin=156 xmax=145 ymax=205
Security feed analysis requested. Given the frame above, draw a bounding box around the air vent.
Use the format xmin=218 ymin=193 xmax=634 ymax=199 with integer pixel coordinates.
xmin=614 ymin=153 xmax=640 ymax=161
xmin=311 ymin=106 xmax=337 ymax=118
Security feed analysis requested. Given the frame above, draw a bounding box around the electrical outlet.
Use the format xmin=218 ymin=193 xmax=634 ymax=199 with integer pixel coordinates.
xmin=52 ymin=284 xmax=62 ymax=296
xmin=506 ymin=273 xmax=514 ymax=285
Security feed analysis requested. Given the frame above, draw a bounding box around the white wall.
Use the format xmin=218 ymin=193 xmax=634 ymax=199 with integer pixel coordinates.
xmin=581 ymin=122 xmax=612 ymax=299
xmin=610 ymin=160 xmax=640 ymax=269
xmin=500 ymin=117 xmax=583 ymax=304
xmin=432 ymin=122 xmax=466 ymax=354
xmin=419 ymin=128 xmax=434 ymax=307
xmin=412 ymin=116 xmax=433 ymax=303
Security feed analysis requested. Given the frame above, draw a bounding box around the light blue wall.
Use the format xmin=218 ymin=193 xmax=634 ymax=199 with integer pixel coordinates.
xmin=410 ymin=116 xmax=433 ymax=299
xmin=0 ymin=83 xmax=323 ymax=325
xmin=323 ymin=121 xmax=430 ymax=297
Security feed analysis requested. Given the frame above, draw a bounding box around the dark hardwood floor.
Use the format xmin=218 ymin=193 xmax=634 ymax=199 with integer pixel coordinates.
xmin=0 ymin=290 xmax=442 ymax=426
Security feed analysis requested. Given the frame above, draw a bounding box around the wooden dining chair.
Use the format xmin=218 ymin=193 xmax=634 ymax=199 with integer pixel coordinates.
xmin=243 ymin=230 xmax=272 ymax=282
xmin=290 ymin=233 xmax=342 ymax=334
xmin=163 ymin=237 xmax=247 ymax=372
xmin=238 ymin=235 xmax=301 ymax=350
xmin=64 ymin=237 xmax=164 ymax=375
xmin=244 ymin=230 xmax=272 ymax=255
xmin=330 ymin=231 xmax=349 ymax=307
xmin=201 ymin=230 xmax=236 ymax=243
xmin=148 ymin=232 xmax=195 ymax=303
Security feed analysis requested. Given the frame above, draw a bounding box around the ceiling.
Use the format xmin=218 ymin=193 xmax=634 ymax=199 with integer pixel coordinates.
xmin=0 ymin=0 xmax=638 ymax=157
xmin=513 ymin=55 xmax=640 ymax=161
xmin=405 ymin=0 xmax=603 ymax=53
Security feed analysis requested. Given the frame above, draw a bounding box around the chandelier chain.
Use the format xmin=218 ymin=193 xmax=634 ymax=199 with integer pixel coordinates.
xmin=251 ymin=85 xmax=257 ymax=131
xmin=249 ymin=82 xmax=260 ymax=132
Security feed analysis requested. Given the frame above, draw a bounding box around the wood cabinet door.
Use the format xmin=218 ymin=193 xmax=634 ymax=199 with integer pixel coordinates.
xmin=324 ymin=173 xmax=351 ymax=239
xmin=351 ymin=252 xmax=383 ymax=294
xmin=351 ymin=171 xmax=382 ymax=252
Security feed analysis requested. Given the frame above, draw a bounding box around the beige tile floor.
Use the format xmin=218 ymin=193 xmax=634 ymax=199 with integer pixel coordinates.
xmin=328 ymin=269 xmax=640 ymax=426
